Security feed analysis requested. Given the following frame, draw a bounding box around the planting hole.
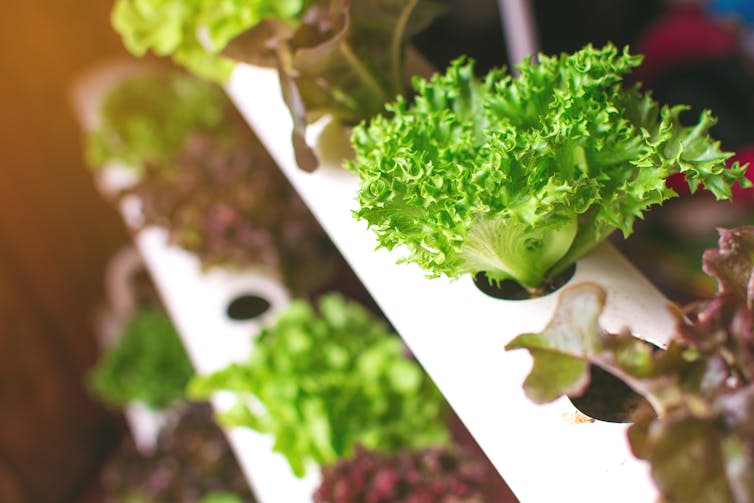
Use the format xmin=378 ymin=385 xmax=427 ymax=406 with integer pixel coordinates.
xmin=473 ymin=263 xmax=576 ymax=300
xmin=226 ymin=294 xmax=271 ymax=321
xmin=568 ymin=364 xmax=649 ymax=423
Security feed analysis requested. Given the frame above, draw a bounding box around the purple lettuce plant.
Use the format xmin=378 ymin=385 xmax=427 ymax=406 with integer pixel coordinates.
xmin=87 ymin=71 xmax=337 ymax=294
xmin=507 ymin=226 xmax=754 ymax=503
xmin=126 ymin=129 xmax=335 ymax=294
xmin=314 ymin=445 xmax=488 ymax=503
xmin=102 ymin=404 xmax=254 ymax=503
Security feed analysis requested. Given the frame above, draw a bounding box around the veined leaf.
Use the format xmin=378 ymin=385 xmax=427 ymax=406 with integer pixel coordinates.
xmin=509 ymin=227 xmax=754 ymax=502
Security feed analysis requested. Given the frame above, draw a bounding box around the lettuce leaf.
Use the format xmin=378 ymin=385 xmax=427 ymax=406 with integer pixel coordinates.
xmin=223 ymin=0 xmax=444 ymax=170
xmin=314 ymin=445 xmax=489 ymax=502
xmin=350 ymin=45 xmax=748 ymax=291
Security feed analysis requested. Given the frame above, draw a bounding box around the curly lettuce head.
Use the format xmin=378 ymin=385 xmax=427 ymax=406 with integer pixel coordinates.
xmin=350 ymin=44 xmax=748 ymax=290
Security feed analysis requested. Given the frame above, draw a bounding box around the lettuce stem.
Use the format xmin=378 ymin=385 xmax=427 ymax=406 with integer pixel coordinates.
xmin=338 ymin=41 xmax=389 ymax=107
xmin=390 ymin=0 xmax=419 ymax=94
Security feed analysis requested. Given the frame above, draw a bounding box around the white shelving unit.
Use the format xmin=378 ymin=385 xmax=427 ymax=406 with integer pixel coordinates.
xmin=73 ymin=70 xmax=320 ymax=503
xmin=227 ymin=63 xmax=676 ymax=503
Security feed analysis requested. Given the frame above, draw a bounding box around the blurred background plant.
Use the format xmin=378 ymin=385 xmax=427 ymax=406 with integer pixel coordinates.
xmin=87 ymin=69 xmax=336 ymax=295
xmin=110 ymin=0 xmax=317 ymax=82
xmin=101 ymin=403 xmax=254 ymax=503
xmin=3 ymin=0 xmax=754 ymax=501
xmin=89 ymin=308 xmax=193 ymax=411
xmin=314 ymin=445 xmax=489 ymax=503
xmin=85 ymin=71 xmax=230 ymax=170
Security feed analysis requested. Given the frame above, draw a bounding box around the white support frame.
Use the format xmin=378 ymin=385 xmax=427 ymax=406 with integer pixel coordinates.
xmin=227 ymin=63 xmax=675 ymax=503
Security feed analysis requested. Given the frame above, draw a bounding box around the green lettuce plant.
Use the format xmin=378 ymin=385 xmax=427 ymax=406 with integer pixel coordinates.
xmin=223 ymin=0 xmax=444 ymax=170
xmin=111 ymin=0 xmax=315 ymax=82
xmin=189 ymin=294 xmax=449 ymax=476
xmin=86 ymin=71 xmax=231 ymax=170
xmin=507 ymin=226 xmax=754 ymax=503
xmin=350 ymin=44 xmax=748 ymax=294
xmin=90 ymin=309 xmax=194 ymax=410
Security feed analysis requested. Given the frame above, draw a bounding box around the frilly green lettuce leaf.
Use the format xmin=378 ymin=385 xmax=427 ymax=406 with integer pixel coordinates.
xmin=350 ymin=45 xmax=748 ymax=290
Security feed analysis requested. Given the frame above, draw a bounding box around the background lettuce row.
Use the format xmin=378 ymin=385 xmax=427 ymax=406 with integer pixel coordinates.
xmin=87 ymin=70 xmax=334 ymax=292
xmin=350 ymin=44 xmax=747 ymax=290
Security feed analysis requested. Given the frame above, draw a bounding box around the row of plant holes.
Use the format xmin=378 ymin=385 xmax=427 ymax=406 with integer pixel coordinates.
xmin=224 ymin=268 xmax=642 ymax=424
xmin=473 ymin=263 xmax=645 ymax=424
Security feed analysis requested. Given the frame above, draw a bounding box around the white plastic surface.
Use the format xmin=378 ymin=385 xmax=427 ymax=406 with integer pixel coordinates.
xmin=123 ymin=403 xmax=168 ymax=454
xmin=228 ymin=63 xmax=677 ymax=503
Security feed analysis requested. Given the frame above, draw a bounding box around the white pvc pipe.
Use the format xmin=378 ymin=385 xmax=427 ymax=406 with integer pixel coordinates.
xmin=497 ymin=0 xmax=539 ymax=65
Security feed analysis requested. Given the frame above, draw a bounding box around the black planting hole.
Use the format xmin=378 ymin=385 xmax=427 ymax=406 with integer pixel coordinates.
xmin=473 ymin=263 xmax=576 ymax=300
xmin=568 ymin=364 xmax=649 ymax=423
xmin=226 ymin=294 xmax=271 ymax=321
